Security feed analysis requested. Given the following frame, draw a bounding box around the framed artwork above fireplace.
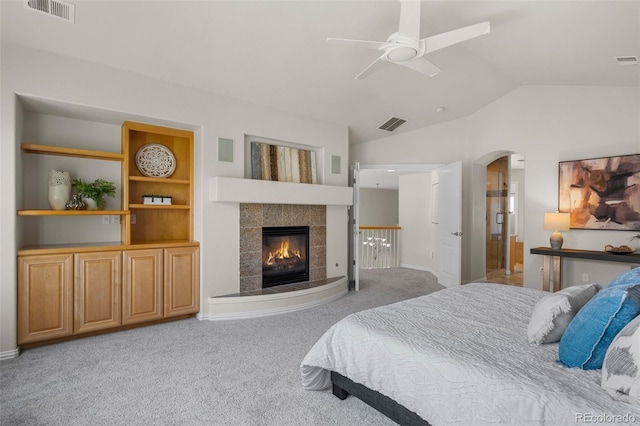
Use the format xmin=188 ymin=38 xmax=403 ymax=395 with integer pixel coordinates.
xmin=558 ymin=153 xmax=640 ymax=230
xmin=250 ymin=141 xmax=318 ymax=184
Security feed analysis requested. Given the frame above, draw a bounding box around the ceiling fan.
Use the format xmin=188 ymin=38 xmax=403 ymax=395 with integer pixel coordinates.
xmin=327 ymin=0 xmax=490 ymax=79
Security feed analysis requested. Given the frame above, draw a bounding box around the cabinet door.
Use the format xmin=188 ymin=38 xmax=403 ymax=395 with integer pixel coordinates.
xmin=74 ymin=252 xmax=121 ymax=334
xmin=164 ymin=246 xmax=199 ymax=317
xmin=122 ymin=249 xmax=163 ymax=324
xmin=18 ymin=254 xmax=73 ymax=344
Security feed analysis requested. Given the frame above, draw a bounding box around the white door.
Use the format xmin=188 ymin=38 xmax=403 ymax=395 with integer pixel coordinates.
xmin=351 ymin=162 xmax=361 ymax=291
xmin=438 ymin=161 xmax=462 ymax=287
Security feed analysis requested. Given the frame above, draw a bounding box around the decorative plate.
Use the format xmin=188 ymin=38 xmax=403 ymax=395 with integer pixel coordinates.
xmin=605 ymin=245 xmax=636 ymax=255
xmin=135 ymin=144 xmax=176 ymax=178
xmin=611 ymin=249 xmax=636 ymax=255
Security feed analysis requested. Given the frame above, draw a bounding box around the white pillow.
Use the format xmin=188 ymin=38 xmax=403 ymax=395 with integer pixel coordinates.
xmin=527 ymin=283 xmax=601 ymax=344
xmin=602 ymin=315 xmax=640 ymax=404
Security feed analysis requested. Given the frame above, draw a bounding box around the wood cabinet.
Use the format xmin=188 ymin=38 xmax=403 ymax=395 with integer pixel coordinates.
xmin=74 ymin=251 xmax=122 ymax=334
xmin=122 ymin=249 xmax=163 ymax=324
xmin=18 ymin=254 xmax=74 ymax=344
xmin=164 ymin=246 xmax=200 ymax=317
xmin=18 ymin=244 xmax=199 ymax=345
xmin=17 ymin=120 xmax=199 ymax=347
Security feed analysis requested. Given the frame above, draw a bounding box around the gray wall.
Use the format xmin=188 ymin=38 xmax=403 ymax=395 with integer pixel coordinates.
xmin=359 ymin=188 xmax=399 ymax=226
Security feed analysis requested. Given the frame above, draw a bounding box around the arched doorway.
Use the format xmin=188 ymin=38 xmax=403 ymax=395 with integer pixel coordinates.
xmin=469 ymin=151 xmax=525 ymax=286
xmin=486 ymin=156 xmax=509 ymax=279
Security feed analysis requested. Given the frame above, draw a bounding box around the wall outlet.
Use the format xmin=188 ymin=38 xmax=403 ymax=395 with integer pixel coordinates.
xmin=131 ymin=214 xmax=136 ymax=225
xmin=539 ymin=267 xmax=544 ymax=276
xmin=101 ymin=215 xmax=110 ymax=225
xmin=112 ymin=216 xmax=120 ymax=225
xmin=582 ymin=273 xmax=590 ymax=282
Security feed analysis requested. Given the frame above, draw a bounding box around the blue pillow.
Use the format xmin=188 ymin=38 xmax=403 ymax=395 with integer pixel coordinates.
xmin=559 ymin=283 xmax=640 ymax=369
xmin=606 ymin=267 xmax=640 ymax=288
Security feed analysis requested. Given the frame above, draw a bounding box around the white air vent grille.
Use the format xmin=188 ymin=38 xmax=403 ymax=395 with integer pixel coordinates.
xmin=25 ymin=0 xmax=75 ymax=23
xmin=378 ymin=116 xmax=407 ymax=132
xmin=615 ymin=56 xmax=639 ymax=66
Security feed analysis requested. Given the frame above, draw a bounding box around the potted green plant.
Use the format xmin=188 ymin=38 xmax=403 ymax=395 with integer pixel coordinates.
xmin=72 ymin=178 xmax=116 ymax=210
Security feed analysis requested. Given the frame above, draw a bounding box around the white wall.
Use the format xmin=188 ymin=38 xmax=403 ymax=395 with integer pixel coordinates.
xmin=358 ymin=188 xmax=399 ymax=226
xmin=398 ymin=173 xmax=437 ymax=273
xmin=0 ymin=42 xmax=349 ymax=355
xmin=352 ymin=85 xmax=640 ymax=289
xmin=466 ymin=86 xmax=640 ymax=288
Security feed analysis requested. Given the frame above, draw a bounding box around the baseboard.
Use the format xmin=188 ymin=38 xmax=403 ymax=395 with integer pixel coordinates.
xmin=0 ymin=348 xmax=20 ymax=361
xmin=400 ymin=264 xmax=437 ymax=276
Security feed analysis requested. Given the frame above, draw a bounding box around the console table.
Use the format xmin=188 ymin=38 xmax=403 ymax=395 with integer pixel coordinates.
xmin=530 ymin=247 xmax=640 ymax=292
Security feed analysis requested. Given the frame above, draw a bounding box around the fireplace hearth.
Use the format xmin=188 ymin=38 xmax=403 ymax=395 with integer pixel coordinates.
xmin=262 ymin=226 xmax=309 ymax=288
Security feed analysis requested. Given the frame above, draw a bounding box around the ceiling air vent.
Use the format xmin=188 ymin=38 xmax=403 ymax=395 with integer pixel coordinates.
xmin=615 ymin=56 xmax=639 ymax=66
xmin=25 ymin=0 xmax=75 ymax=23
xmin=378 ymin=116 xmax=407 ymax=132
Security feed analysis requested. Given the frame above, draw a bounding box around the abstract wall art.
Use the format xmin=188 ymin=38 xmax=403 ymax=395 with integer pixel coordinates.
xmin=558 ymin=154 xmax=640 ymax=230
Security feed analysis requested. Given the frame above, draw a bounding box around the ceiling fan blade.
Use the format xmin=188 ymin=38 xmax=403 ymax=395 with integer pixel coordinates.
xmin=401 ymin=56 xmax=441 ymax=77
xmin=422 ymin=21 xmax=490 ymax=54
xmin=397 ymin=0 xmax=421 ymax=40
xmin=355 ymin=56 xmax=385 ymax=80
xmin=326 ymin=38 xmax=386 ymax=50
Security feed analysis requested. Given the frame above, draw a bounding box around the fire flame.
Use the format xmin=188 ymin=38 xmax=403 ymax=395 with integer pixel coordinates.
xmin=266 ymin=240 xmax=301 ymax=266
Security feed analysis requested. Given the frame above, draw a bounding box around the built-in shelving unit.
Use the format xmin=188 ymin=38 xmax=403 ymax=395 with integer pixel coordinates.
xmin=16 ymin=118 xmax=199 ymax=347
xmin=122 ymin=121 xmax=194 ymax=245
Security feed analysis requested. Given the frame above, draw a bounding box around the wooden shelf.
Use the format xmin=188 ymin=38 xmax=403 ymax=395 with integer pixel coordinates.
xmin=129 ymin=176 xmax=190 ymax=185
xmin=129 ymin=204 xmax=190 ymax=210
xmin=21 ymin=143 xmax=124 ymax=161
xmin=18 ymin=210 xmax=129 ymax=216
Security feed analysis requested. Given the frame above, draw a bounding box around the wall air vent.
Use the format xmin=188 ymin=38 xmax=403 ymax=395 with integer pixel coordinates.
xmin=615 ymin=56 xmax=639 ymax=66
xmin=25 ymin=0 xmax=75 ymax=23
xmin=378 ymin=116 xmax=407 ymax=132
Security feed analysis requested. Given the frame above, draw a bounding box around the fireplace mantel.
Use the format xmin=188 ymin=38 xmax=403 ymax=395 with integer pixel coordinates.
xmin=209 ymin=177 xmax=353 ymax=205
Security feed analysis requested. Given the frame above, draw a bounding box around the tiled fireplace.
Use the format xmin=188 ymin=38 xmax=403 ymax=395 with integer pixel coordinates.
xmin=240 ymin=204 xmax=326 ymax=292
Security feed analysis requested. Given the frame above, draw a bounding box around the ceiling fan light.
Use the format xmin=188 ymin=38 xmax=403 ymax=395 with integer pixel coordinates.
xmin=386 ymin=46 xmax=417 ymax=63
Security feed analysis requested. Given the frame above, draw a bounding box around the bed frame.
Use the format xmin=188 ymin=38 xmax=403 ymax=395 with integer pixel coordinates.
xmin=330 ymin=371 xmax=431 ymax=426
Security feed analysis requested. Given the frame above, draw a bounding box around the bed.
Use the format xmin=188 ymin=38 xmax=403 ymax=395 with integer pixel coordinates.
xmin=300 ymin=283 xmax=640 ymax=425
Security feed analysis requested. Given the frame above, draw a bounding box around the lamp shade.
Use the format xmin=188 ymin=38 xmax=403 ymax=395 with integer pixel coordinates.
xmin=544 ymin=212 xmax=570 ymax=231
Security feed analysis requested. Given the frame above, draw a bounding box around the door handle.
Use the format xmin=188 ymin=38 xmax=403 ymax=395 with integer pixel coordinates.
xmin=451 ymin=232 xmax=462 ymax=236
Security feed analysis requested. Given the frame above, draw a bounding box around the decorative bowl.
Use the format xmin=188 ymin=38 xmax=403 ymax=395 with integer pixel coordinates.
xmin=604 ymin=244 xmax=636 ymax=255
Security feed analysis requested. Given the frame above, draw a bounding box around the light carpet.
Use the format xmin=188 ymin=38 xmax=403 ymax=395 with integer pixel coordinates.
xmin=1 ymin=268 xmax=443 ymax=426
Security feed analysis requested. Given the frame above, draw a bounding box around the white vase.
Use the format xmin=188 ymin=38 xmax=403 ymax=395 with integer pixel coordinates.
xmin=48 ymin=170 xmax=71 ymax=210
xmin=82 ymin=197 xmax=98 ymax=211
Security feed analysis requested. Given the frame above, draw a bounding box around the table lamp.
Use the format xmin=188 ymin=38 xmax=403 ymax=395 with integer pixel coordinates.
xmin=544 ymin=212 xmax=570 ymax=250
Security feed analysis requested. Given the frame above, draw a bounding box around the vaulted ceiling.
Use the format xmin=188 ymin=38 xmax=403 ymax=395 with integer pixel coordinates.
xmin=2 ymin=1 xmax=639 ymax=145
